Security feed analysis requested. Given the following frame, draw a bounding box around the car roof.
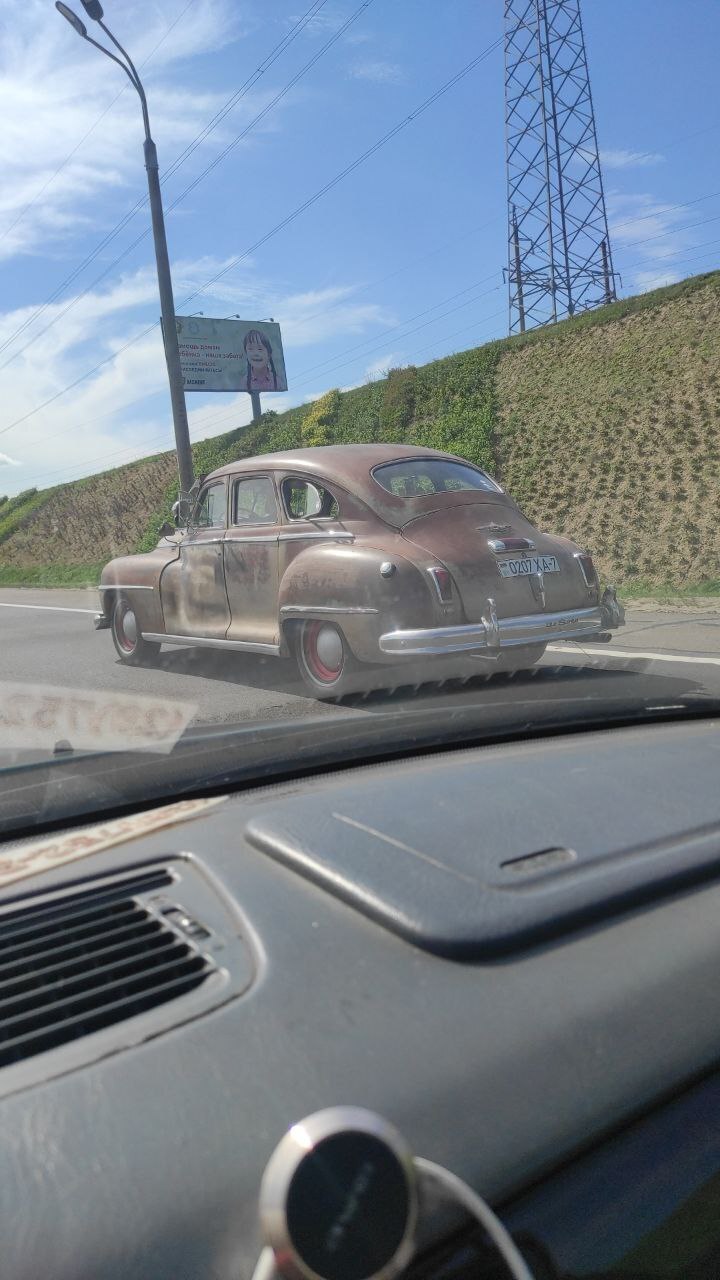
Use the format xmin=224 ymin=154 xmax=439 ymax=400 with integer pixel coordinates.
xmin=206 ymin=443 xmax=465 ymax=492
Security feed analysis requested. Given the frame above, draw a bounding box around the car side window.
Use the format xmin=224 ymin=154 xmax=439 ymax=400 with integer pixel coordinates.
xmin=232 ymin=476 xmax=278 ymax=524
xmin=282 ymin=477 xmax=339 ymax=520
xmin=192 ymin=482 xmax=227 ymax=529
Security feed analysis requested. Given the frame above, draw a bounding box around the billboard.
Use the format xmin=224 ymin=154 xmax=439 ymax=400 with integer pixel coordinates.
xmin=175 ymin=316 xmax=287 ymax=393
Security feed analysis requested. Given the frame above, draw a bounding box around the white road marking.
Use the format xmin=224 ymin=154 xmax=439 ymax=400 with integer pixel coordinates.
xmin=547 ymin=643 xmax=720 ymax=668
xmin=0 ymin=602 xmax=96 ymax=615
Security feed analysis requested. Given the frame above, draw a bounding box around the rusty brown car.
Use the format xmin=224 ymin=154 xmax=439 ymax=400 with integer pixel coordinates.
xmin=94 ymin=444 xmax=624 ymax=697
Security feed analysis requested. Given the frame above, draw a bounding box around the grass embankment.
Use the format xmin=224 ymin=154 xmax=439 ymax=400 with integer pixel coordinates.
xmin=0 ymin=269 xmax=718 ymax=595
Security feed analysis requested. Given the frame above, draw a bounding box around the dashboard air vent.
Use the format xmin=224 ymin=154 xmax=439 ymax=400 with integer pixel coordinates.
xmin=0 ymin=867 xmax=216 ymax=1069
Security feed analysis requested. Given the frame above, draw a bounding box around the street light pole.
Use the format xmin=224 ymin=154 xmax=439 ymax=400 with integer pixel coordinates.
xmin=55 ymin=1 xmax=195 ymax=508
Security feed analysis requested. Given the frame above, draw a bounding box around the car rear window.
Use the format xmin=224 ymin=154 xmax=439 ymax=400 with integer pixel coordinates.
xmin=372 ymin=459 xmax=500 ymax=497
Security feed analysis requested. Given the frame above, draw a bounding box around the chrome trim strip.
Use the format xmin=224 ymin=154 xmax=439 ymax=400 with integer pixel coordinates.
xmin=488 ymin=537 xmax=536 ymax=553
xmin=98 ymin=584 xmax=154 ymax=591
xmin=183 ymin=537 xmax=225 ymax=546
xmin=379 ymin=606 xmax=604 ymax=656
xmin=427 ymin=566 xmax=451 ymax=603
xmin=225 ymin=534 xmax=278 ymax=544
xmin=574 ymin=550 xmax=597 ymax=589
xmin=142 ymin=632 xmax=280 ymax=655
xmin=280 ymin=604 xmax=379 ymax=615
xmin=483 ymin=596 xmax=500 ymax=648
xmin=278 ymin=531 xmax=354 ymax=542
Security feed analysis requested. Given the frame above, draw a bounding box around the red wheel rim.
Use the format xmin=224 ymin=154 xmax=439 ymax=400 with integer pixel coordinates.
xmin=302 ymin=621 xmax=343 ymax=684
xmin=115 ymin=601 xmax=137 ymax=653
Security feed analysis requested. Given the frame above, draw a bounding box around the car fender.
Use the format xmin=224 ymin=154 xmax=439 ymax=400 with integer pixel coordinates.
xmin=277 ymin=541 xmax=441 ymax=663
xmin=99 ymin=543 xmax=179 ymax=635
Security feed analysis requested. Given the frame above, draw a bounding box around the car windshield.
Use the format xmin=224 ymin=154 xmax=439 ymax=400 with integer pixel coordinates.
xmin=373 ymin=459 xmax=500 ymax=497
xmin=0 ymin=0 xmax=717 ymax=836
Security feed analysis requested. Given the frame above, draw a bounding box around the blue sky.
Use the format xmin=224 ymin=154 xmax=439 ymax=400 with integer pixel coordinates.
xmin=0 ymin=0 xmax=717 ymax=495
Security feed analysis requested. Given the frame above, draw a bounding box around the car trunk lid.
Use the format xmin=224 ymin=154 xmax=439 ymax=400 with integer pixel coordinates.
xmin=400 ymin=501 xmax=586 ymax=621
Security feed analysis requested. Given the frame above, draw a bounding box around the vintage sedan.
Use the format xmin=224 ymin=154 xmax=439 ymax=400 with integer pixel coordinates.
xmin=95 ymin=444 xmax=624 ymax=697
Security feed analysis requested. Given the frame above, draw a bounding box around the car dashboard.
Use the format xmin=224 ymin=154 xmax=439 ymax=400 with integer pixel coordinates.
xmin=0 ymin=716 xmax=719 ymax=1279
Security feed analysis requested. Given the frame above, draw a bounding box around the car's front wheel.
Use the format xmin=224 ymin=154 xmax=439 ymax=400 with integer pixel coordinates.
xmin=110 ymin=594 xmax=161 ymax=666
xmin=293 ymin=620 xmax=359 ymax=699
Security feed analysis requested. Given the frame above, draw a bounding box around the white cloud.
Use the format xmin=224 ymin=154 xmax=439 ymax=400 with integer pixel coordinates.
xmin=365 ymin=352 xmax=401 ymax=380
xmin=0 ymin=452 xmax=19 ymax=467
xmin=270 ymin=287 xmax=391 ymax=346
xmin=0 ymin=0 xmax=255 ymax=259
xmin=0 ymin=260 xmax=394 ymax=494
xmin=288 ymin=8 xmax=357 ymax=36
xmin=601 ymin=148 xmax=665 ymax=170
xmin=631 ymin=267 xmax=682 ymax=291
xmin=343 ymin=30 xmax=374 ymax=46
xmin=349 ymin=60 xmax=404 ymax=84
xmin=607 ymin=191 xmax=699 ymax=291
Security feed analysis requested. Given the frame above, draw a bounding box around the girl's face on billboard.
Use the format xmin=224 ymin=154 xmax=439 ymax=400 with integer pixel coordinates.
xmin=246 ymin=335 xmax=268 ymax=366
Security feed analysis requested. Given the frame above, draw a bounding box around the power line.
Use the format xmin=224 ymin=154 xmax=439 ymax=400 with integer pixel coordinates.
xmin=617 ymin=210 xmax=720 ymax=251
xmin=18 ymin=281 xmax=506 ymax=479
xmin=605 ymin=119 xmax=720 ymax=170
xmin=151 ymin=0 xmax=332 ymax=186
xmin=609 ymin=189 xmax=720 ymax=234
xmin=0 ymin=38 xmax=503 ymax=441
xmin=290 ymin=275 xmax=500 ymax=382
xmin=21 ymin=286 xmax=508 ymax=485
xmin=297 ymin=217 xmax=500 ymax=326
xmin=179 ymin=39 xmax=505 ymax=309
xmin=8 ymin=36 xmax=715 ymax=442
xmin=18 ymin=195 xmax=719 ymax=451
xmin=12 ymin=223 xmax=720 ymax=478
xmin=29 ymin=217 xmax=499 ymax=442
xmin=160 ymin=1 xmax=376 ymax=216
xmin=0 ymin=0 xmax=369 ymax=377
xmin=19 ymin=233 xmax=720 ymax=490
xmin=0 ymin=0 xmax=333 ymax=364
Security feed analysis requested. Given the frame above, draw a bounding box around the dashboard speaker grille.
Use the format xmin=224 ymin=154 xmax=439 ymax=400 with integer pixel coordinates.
xmin=0 ymin=868 xmax=216 ymax=1068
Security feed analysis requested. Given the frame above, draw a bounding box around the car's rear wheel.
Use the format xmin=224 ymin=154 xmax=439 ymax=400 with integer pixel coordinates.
xmin=293 ymin=620 xmax=359 ymax=698
xmin=111 ymin=594 xmax=160 ymax=666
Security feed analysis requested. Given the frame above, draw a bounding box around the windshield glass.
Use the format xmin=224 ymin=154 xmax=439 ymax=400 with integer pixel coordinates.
xmin=0 ymin=0 xmax=717 ymax=835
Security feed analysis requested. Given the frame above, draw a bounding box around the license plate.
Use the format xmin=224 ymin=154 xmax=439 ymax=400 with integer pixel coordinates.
xmin=497 ymin=555 xmax=560 ymax=578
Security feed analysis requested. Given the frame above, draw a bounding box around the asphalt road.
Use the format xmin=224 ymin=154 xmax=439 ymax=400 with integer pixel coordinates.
xmin=1 ymin=588 xmax=719 ymax=743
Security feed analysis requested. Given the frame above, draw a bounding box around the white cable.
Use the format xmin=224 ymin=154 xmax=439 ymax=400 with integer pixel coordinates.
xmin=251 ymin=1246 xmax=280 ymax=1280
xmin=414 ymin=1158 xmax=536 ymax=1280
xmin=250 ymin=1153 xmax=536 ymax=1280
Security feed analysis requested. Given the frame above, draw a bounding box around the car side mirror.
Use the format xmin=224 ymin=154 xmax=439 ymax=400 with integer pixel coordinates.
xmin=304 ymin=484 xmax=324 ymax=518
xmin=158 ymin=520 xmax=175 ymax=538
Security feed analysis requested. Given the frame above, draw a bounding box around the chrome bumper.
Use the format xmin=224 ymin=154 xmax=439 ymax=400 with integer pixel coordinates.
xmin=93 ymin=612 xmax=110 ymax=631
xmin=379 ymin=605 xmax=605 ymax=657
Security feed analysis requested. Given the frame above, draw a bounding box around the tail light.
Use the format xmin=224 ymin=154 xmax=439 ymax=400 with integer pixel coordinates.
xmin=575 ymin=552 xmax=599 ymax=590
xmin=428 ymin=566 xmax=453 ymax=603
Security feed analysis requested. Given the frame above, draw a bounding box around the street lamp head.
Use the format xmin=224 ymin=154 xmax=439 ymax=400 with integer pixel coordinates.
xmin=80 ymin=0 xmax=104 ymax=19
xmin=55 ymin=2 xmax=87 ymax=37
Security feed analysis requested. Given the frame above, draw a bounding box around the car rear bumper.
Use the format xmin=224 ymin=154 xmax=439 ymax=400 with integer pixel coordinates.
xmin=379 ymin=605 xmax=605 ymax=657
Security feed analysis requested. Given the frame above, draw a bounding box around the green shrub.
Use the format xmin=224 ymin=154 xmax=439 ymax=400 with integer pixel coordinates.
xmin=302 ymin=389 xmax=341 ymax=447
xmin=379 ymin=367 xmax=417 ymax=439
